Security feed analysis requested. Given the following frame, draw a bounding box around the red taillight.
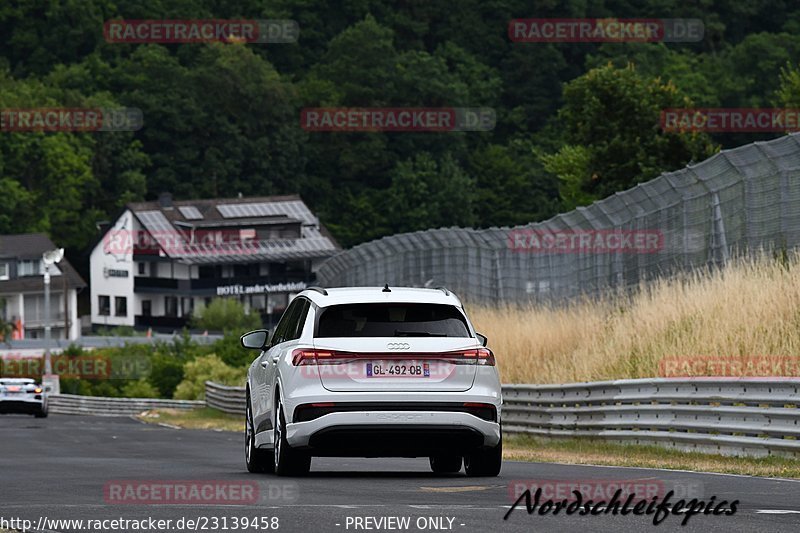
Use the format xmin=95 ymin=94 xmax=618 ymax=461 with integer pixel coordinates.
xmin=292 ymin=349 xmax=335 ymax=365
xmin=477 ymin=347 xmax=495 ymax=366
xmin=458 ymin=348 xmax=496 ymax=366
xmin=292 ymin=348 xmax=495 ymax=366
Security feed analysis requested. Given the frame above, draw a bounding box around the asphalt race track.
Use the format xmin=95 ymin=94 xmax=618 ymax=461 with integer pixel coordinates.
xmin=1 ymin=415 xmax=799 ymax=533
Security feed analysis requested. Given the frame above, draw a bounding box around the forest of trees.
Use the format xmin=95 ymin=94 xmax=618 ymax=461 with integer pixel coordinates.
xmin=2 ymin=0 xmax=800 ymax=262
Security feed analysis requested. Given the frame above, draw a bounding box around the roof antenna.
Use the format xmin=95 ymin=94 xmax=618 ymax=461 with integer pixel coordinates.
xmin=382 ymin=283 xmax=391 ymax=293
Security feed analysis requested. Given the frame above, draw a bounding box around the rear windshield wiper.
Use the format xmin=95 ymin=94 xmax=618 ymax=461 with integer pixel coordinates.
xmin=393 ymin=330 xmax=447 ymax=337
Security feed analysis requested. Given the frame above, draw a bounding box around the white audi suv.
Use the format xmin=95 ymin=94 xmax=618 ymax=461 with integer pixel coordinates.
xmin=242 ymin=286 xmax=502 ymax=477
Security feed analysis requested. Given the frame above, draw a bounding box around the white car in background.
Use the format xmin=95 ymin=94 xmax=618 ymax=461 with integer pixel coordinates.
xmin=242 ymin=286 xmax=502 ymax=477
xmin=0 ymin=378 xmax=48 ymax=418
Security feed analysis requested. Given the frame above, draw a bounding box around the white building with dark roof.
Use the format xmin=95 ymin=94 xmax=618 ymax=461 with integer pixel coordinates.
xmin=0 ymin=233 xmax=85 ymax=340
xmin=89 ymin=194 xmax=339 ymax=332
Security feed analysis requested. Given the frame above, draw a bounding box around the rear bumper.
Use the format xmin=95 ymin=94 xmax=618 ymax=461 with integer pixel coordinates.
xmin=286 ymin=411 xmax=501 ymax=456
xmin=0 ymin=398 xmax=44 ymax=414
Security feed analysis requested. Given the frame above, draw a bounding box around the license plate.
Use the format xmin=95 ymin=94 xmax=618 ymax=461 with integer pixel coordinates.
xmin=366 ymin=362 xmax=430 ymax=378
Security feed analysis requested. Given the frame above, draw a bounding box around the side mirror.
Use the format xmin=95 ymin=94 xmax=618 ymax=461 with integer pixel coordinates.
xmin=240 ymin=330 xmax=269 ymax=350
xmin=476 ymin=332 xmax=488 ymax=347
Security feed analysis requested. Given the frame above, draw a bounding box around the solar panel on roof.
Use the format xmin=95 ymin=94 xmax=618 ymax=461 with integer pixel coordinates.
xmin=178 ymin=206 xmax=203 ymax=220
xmin=217 ymin=202 xmax=315 ymax=224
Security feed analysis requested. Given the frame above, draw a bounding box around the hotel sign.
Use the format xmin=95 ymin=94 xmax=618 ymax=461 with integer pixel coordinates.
xmin=216 ymin=281 xmax=307 ymax=296
xmin=103 ymin=267 xmax=129 ymax=278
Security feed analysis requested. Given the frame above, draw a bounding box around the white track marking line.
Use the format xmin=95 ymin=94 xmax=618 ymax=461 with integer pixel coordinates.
xmin=506 ymin=460 xmax=800 ymax=483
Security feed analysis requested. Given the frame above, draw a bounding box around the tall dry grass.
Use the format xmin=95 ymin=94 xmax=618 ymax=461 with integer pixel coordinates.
xmin=468 ymin=252 xmax=800 ymax=384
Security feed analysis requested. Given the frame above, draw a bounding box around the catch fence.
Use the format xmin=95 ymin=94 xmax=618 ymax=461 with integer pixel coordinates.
xmin=318 ymin=134 xmax=800 ymax=303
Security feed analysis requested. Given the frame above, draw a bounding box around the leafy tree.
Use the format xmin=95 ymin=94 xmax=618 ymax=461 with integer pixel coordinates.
xmin=212 ymin=333 xmax=258 ymax=368
xmin=776 ymin=62 xmax=800 ymax=107
xmin=121 ymin=379 xmax=159 ymax=398
xmin=0 ymin=298 xmax=13 ymax=346
xmin=173 ymin=354 xmax=247 ymax=400
xmin=1 ymin=0 xmax=800 ymax=253
xmin=469 ymin=140 xmax=560 ymax=227
xmin=192 ymin=298 xmax=262 ymax=333
xmin=715 ymin=33 xmax=800 ymax=107
xmin=0 ymin=67 xmax=148 ymax=250
xmin=540 ymin=64 xmax=718 ymax=210
xmin=0 ymin=177 xmax=41 ymax=235
xmin=147 ymin=353 xmax=186 ymax=399
xmin=385 ymin=153 xmax=477 ymax=233
xmin=90 ymin=43 xmax=307 ymax=200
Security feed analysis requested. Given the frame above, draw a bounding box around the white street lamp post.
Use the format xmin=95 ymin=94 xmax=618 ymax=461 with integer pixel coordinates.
xmin=42 ymin=248 xmax=64 ymax=394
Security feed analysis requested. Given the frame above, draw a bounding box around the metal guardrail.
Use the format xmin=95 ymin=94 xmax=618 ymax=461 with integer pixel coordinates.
xmin=49 ymin=394 xmax=203 ymax=416
xmin=202 ymin=378 xmax=800 ymax=457
xmin=503 ymin=378 xmax=800 ymax=458
xmin=53 ymin=378 xmax=800 ymax=458
xmin=205 ymin=381 xmax=247 ymax=415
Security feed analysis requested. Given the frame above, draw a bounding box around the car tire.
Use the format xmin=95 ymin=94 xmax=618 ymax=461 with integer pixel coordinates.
xmin=274 ymin=402 xmax=311 ymax=476
xmin=464 ymin=436 xmax=502 ymax=477
xmin=429 ymin=455 xmax=462 ymax=474
xmin=34 ymin=408 xmax=48 ymax=418
xmin=245 ymin=391 xmax=274 ymax=473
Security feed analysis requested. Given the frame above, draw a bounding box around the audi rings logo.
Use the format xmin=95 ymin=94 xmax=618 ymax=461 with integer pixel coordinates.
xmin=387 ymin=342 xmax=410 ymax=350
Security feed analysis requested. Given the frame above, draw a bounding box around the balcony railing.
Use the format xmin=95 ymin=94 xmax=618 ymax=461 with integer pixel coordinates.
xmin=22 ymin=312 xmax=67 ymax=325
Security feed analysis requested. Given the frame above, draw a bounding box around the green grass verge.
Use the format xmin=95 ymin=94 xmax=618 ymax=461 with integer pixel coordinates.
xmin=137 ymin=407 xmax=243 ymax=432
xmin=505 ymin=434 xmax=800 ymax=478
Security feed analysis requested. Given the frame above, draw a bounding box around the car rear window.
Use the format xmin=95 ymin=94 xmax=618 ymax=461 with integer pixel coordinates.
xmin=316 ymin=303 xmax=472 ymax=338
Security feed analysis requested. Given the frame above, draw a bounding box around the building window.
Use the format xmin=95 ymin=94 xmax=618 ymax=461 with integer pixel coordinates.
xmin=0 ymin=263 xmax=8 ymax=280
xmin=181 ymin=297 xmax=194 ymax=317
xmin=233 ymin=264 xmax=251 ymax=278
xmin=17 ymin=260 xmax=42 ymax=277
xmin=165 ymin=296 xmax=178 ymax=317
xmin=138 ymin=262 xmax=146 ymax=275
xmin=98 ymin=295 xmax=110 ymax=316
xmin=115 ymin=296 xmax=127 ymax=317
xmin=142 ymin=300 xmax=151 ymax=317
xmin=24 ymin=294 xmax=61 ymax=323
